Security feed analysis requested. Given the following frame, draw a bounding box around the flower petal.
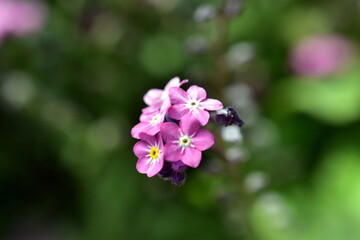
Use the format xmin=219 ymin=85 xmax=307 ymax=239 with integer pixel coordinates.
xmin=133 ymin=140 xmax=149 ymax=158
xmin=147 ymin=156 xmax=164 ymax=177
xmin=179 ymin=115 xmax=200 ymax=136
xmin=164 ymin=77 xmax=180 ymax=91
xmin=192 ymin=129 xmax=215 ymax=151
xmin=136 ymin=156 xmax=163 ymax=177
xmin=143 ymin=89 xmax=163 ymax=106
xmin=136 ymin=156 xmax=150 ymax=174
xmin=192 ymin=109 xmax=210 ymax=126
xmin=131 ymin=122 xmax=148 ymax=139
xmin=142 ymin=105 xmax=159 ymax=114
xmin=139 ymin=112 xmax=153 ymax=122
xmin=167 ymin=104 xmax=189 ymax=120
xmin=164 ymin=143 xmax=182 ymax=162
xmin=187 ymin=85 xmax=207 ymax=100
xmin=131 ymin=122 xmax=160 ymax=139
xmin=179 ymin=79 xmax=189 ymax=86
xmin=157 ymin=134 xmax=164 ymax=148
xmin=169 ymin=87 xmax=189 ymax=105
xmin=181 ymin=148 xmax=202 ymax=168
xmin=146 ymin=123 xmax=161 ymax=136
xmin=138 ymin=132 xmax=157 ymax=146
xmin=160 ymin=122 xmax=181 ymax=142
xmin=201 ymin=98 xmax=223 ymax=111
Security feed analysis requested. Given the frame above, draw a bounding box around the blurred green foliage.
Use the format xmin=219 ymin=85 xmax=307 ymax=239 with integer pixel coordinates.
xmin=0 ymin=0 xmax=359 ymax=240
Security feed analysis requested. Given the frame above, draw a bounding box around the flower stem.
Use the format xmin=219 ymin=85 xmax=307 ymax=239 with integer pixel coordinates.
xmin=212 ymin=13 xmax=229 ymax=100
xmin=211 ymin=2 xmax=256 ymax=239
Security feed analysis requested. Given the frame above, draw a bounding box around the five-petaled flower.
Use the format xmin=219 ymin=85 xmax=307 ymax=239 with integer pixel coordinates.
xmin=160 ymin=118 xmax=214 ymax=168
xmin=131 ymin=109 xmax=165 ymax=139
xmin=168 ymin=85 xmax=223 ymax=126
xmin=133 ymin=133 xmax=164 ymax=177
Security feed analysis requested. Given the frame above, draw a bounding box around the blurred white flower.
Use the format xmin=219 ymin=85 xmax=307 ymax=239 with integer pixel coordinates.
xmin=224 ymin=83 xmax=259 ymax=127
xmin=256 ymin=192 xmax=293 ymax=229
xmin=221 ymin=125 xmax=243 ymax=143
xmin=226 ymin=42 xmax=256 ymax=71
xmin=225 ymin=146 xmax=248 ymax=163
xmin=193 ymin=4 xmax=216 ymax=23
xmin=244 ymin=171 xmax=268 ymax=193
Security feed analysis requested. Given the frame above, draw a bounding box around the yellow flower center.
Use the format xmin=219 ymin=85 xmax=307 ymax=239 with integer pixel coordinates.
xmin=149 ymin=147 xmax=160 ymax=159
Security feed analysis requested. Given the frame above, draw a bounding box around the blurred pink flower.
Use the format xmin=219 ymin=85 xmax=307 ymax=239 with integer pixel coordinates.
xmin=0 ymin=0 xmax=46 ymax=42
xmin=290 ymin=34 xmax=353 ymax=77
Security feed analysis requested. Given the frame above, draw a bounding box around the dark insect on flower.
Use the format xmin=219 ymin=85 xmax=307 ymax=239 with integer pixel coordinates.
xmin=215 ymin=107 xmax=244 ymax=127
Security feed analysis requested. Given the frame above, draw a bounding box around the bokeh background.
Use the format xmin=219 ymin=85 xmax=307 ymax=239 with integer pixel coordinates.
xmin=1 ymin=0 xmax=360 ymax=239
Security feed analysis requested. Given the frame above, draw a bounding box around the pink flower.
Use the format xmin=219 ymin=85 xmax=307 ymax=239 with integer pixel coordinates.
xmin=131 ymin=109 xmax=165 ymax=139
xmin=290 ymin=34 xmax=353 ymax=77
xmin=160 ymin=118 xmax=214 ymax=168
xmin=168 ymin=85 xmax=223 ymax=126
xmin=143 ymin=76 xmax=188 ymax=113
xmin=0 ymin=0 xmax=46 ymax=42
xmin=133 ymin=133 xmax=164 ymax=177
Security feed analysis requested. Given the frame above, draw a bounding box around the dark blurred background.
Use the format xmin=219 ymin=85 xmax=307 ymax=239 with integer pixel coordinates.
xmin=0 ymin=0 xmax=360 ymax=239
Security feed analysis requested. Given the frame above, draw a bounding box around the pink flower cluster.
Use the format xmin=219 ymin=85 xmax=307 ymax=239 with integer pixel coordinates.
xmin=131 ymin=77 xmax=223 ymax=184
xmin=0 ymin=0 xmax=46 ymax=43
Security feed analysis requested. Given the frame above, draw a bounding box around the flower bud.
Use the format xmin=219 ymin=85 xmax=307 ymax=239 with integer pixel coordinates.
xmin=158 ymin=161 xmax=173 ymax=179
xmin=171 ymin=171 xmax=186 ymax=185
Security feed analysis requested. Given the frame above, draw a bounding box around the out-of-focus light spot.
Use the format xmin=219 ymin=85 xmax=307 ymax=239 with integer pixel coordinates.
xmin=89 ymin=13 xmax=123 ymax=49
xmin=244 ymin=171 xmax=268 ymax=193
xmin=193 ymin=4 xmax=216 ymax=23
xmin=221 ymin=125 xmax=243 ymax=143
xmin=226 ymin=42 xmax=256 ymax=71
xmin=86 ymin=117 xmax=121 ymax=151
xmin=225 ymin=146 xmax=248 ymax=163
xmin=186 ymin=36 xmax=208 ymax=55
xmin=1 ymin=72 xmax=35 ymax=108
xmin=255 ymin=192 xmax=293 ymax=229
xmin=248 ymin=118 xmax=280 ymax=149
xmin=224 ymin=83 xmax=259 ymax=126
xmin=41 ymin=99 xmax=76 ymax=129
